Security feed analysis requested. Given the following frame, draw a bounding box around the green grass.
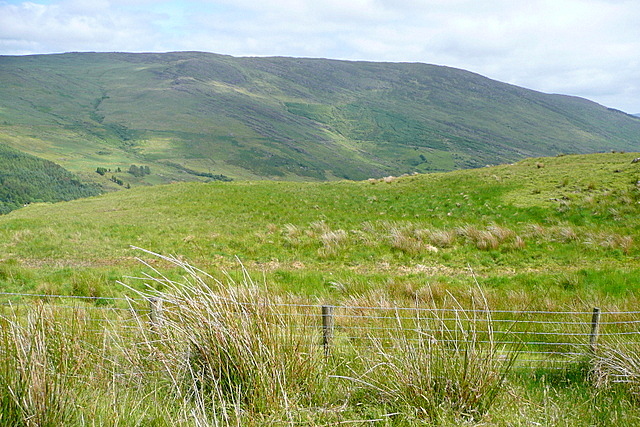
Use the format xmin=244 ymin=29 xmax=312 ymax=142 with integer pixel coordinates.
xmin=2 ymin=249 xmax=640 ymax=425
xmin=1 ymin=152 xmax=640 ymax=424
xmin=0 ymin=152 xmax=638 ymax=304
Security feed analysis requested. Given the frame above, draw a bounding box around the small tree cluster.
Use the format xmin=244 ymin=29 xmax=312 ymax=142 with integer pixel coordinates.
xmin=96 ymin=167 xmax=121 ymax=175
xmin=110 ymin=175 xmax=124 ymax=186
xmin=127 ymin=165 xmax=151 ymax=177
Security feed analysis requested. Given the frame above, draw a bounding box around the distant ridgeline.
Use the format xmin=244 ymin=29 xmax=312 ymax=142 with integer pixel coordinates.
xmin=0 ymin=144 xmax=100 ymax=214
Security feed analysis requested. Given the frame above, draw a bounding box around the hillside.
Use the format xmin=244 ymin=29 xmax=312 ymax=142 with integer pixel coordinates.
xmin=0 ymin=144 xmax=100 ymax=214
xmin=0 ymin=151 xmax=639 ymax=307
xmin=1 ymin=52 xmax=639 ymax=185
xmin=1 ymin=152 xmax=640 ymax=426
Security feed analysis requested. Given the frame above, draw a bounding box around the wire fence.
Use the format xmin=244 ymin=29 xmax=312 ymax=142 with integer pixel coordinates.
xmin=1 ymin=291 xmax=639 ymax=369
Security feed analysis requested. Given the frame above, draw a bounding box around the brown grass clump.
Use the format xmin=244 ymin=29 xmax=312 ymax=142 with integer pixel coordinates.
xmin=389 ymin=226 xmax=422 ymax=255
xmin=487 ymin=224 xmax=516 ymax=242
xmin=455 ymin=224 xmax=525 ymax=251
xmin=387 ymin=225 xmax=439 ymax=255
xmin=592 ymin=341 xmax=640 ymax=398
xmin=319 ymin=229 xmax=348 ymax=257
xmin=586 ymin=232 xmax=634 ymax=254
xmin=457 ymin=226 xmax=496 ymax=250
xmin=418 ymin=228 xmax=458 ymax=248
xmin=282 ymin=223 xmax=303 ymax=246
xmin=557 ymin=226 xmax=579 ymax=242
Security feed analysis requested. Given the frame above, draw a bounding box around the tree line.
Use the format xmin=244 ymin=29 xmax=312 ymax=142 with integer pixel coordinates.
xmin=0 ymin=145 xmax=100 ymax=214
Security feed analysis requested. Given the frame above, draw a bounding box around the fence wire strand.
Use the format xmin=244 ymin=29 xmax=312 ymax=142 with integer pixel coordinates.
xmin=2 ymin=291 xmax=640 ymax=367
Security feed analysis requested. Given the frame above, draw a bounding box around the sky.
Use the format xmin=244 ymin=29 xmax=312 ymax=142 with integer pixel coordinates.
xmin=1 ymin=0 xmax=639 ymax=114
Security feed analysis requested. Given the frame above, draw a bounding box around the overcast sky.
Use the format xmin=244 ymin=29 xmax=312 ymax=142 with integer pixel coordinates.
xmin=1 ymin=0 xmax=639 ymax=113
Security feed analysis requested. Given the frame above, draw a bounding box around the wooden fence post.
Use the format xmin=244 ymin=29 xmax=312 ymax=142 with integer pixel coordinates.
xmin=149 ymin=297 xmax=163 ymax=331
xmin=322 ymin=305 xmax=334 ymax=357
xmin=589 ymin=307 xmax=601 ymax=352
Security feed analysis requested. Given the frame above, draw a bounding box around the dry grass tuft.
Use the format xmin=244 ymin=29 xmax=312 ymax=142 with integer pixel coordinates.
xmin=0 ymin=306 xmax=87 ymax=426
xmin=592 ymin=341 xmax=640 ymax=398
xmin=417 ymin=228 xmax=458 ymax=248
xmin=319 ymin=229 xmax=348 ymax=257
xmin=337 ymin=298 xmax=517 ymax=422
xmin=121 ymin=249 xmax=328 ymax=420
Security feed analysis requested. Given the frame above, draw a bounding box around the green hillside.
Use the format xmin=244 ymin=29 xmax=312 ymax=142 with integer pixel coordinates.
xmin=1 ymin=151 xmax=639 ymax=310
xmin=1 ymin=52 xmax=639 ymax=185
xmin=1 ymin=152 xmax=640 ymax=425
xmin=0 ymin=144 xmax=100 ymax=214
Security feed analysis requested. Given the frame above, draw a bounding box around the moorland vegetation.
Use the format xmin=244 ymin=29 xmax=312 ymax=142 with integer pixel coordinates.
xmin=1 ymin=152 xmax=640 ymax=424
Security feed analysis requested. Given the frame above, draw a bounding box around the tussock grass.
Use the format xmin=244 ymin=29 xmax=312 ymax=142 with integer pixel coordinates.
xmin=2 ymin=152 xmax=640 ymax=423
xmin=339 ymin=305 xmax=518 ymax=422
xmin=113 ymin=249 xmax=524 ymax=424
xmin=319 ymin=229 xmax=348 ymax=257
xmin=419 ymin=228 xmax=457 ymax=248
xmin=456 ymin=223 xmax=521 ymax=251
xmin=388 ymin=224 xmax=438 ymax=255
xmin=592 ymin=341 xmax=640 ymax=398
xmin=4 ymin=250 xmax=640 ymax=424
xmin=121 ymin=249 xmax=331 ymax=422
xmin=0 ymin=306 xmax=79 ymax=426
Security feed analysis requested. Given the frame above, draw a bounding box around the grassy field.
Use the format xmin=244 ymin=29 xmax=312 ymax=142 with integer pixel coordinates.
xmin=1 ymin=152 xmax=640 ymax=425
xmin=1 ymin=151 xmax=639 ymax=307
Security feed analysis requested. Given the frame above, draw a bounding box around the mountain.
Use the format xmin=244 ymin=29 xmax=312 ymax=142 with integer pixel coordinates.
xmin=1 ymin=51 xmax=639 ymax=183
xmin=0 ymin=144 xmax=100 ymax=214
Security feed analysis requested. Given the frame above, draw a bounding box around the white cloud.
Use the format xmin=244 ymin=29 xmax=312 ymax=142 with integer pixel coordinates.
xmin=0 ymin=0 xmax=167 ymax=53
xmin=1 ymin=0 xmax=640 ymax=112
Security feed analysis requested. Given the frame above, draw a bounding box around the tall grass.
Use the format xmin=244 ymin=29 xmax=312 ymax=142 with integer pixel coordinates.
xmin=0 ymin=299 xmax=208 ymax=426
xmin=118 ymin=249 xmax=521 ymax=424
xmin=336 ymin=299 xmax=518 ymax=423
xmin=121 ymin=249 xmax=331 ymax=423
xmin=4 ymin=248 xmax=640 ymax=424
xmin=0 ymin=305 xmax=82 ymax=426
xmin=592 ymin=341 xmax=640 ymax=398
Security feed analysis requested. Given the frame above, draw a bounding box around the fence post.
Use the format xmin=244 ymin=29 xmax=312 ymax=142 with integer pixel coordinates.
xmin=149 ymin=297 xmax=163 ymax=331
xmin=589 ymin=307 xmax=601 ymax=352
xmin=322 ymin=305 xmax=334 ymax=357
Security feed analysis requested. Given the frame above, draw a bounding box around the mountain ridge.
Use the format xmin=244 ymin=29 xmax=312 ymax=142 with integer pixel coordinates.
xmin=1 ymin=51 xmax=639 ymax=184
